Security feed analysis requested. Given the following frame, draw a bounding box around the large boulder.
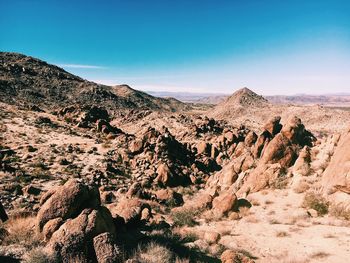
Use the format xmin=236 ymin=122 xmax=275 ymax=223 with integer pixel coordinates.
xmin=155 ymin=189 xmax=184 ymax=207
xmin=93 ymin=232 xmax=122 ymax=263
xmin=292 ymin=146 xmax=311 ymax=177
xmin=252 ymin=131 xmax=271 ymax=159
xmin=281 ymin=116 xmax=315 ymax=146
xmin=107 ymin=198 xmax=151 ymax=226
xmin=197 ymin=142 xmax=211 ymax=155
xmin=212 ymin=192 xmax=237 ymax=216
xmin=47 ymin=207 xmax=117 ymax=263
xmin=322 ymin=128 xmax=350 ymax=195
xmin=37 ymin=179 xmax=100 ymax=231
xmin=264 ymin=116 xmax=282 ymax=136
xmin=155 ymin=163 xmax=173 ymax=186
xmin=236 ymin=163 xmax=282 ymax=196
xmin=129 ymin=139 xmax=144 ymax=154
xmin=206 ymin=162 xmax=238 ymax=190
xmin=221 ymin=249 xmax=255 ymax=263
xmin=244 ymin=131 xmax=258 ymax=147
xmin=260 ymin=133 xmax=297 ymax=167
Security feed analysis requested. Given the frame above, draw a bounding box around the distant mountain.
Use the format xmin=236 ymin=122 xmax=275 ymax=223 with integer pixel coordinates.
xmin=209 ymin=87 xmax=270 ymax=119
xmin=220 ymin=87 xmax=268 ymax=107
xmin=0 ymin=52 xmax=189 ymax=112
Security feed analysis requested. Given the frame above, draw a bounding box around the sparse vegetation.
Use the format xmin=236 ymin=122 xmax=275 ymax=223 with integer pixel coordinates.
xmin=302 ymin=192 xmax=329 ymax=216
xmin=271 ymin=176 xmax=289 ymax=189
xmin=329 ymin=203 xmax=350 ymax=220
xmin=1 ymin=216 xmax=42 ymax=248
xmin=171 ymin=209 xmax=197 ymax=227
xmin=276 ymin=231 xmax=290 ymax=237
xmin=24 ymin=248 xmax=57 ymax=263
xmin=293 ymin=181 xmax=310 ymax=193
xmin=131 ymin=242 xmax=174 ymax=263
xmin=310 ymin=251 xmax=330 ymax=259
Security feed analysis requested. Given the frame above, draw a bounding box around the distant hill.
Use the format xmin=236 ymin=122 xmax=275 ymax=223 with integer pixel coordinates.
xmin=0 ymin=52 xmax=190 ymax=112
xmin=220 ymin=87 xmax=269 ymax=107
xmin=208 ymin=87 xmax=270 ymax=120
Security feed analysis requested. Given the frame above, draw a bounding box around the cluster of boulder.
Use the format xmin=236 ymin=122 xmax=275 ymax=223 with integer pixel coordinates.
xmin=57 ymin=105 xmax=123 ymax=135
xmin=206 ymin=116 xmax=316 ymax=197
xmin=36 ymin=179 xmax=154 ymax=262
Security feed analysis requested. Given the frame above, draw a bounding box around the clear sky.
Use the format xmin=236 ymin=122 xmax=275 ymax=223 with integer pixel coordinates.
xmin=1 ymin=0 xmax=349 ymax=95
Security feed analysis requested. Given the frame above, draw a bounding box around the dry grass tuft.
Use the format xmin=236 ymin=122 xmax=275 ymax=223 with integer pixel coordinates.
xmin=276 ymin=231 xmax=290 ymax=237
xmin=23 ymin=247 xmax=57 ymax=263
xmin=329 ymin=203 xmax=350 ymax=220
xmin=293 ymin=181 xmax=310 ymax=194
xmin=269 ymin=218 xmax=281 ymax=224
xmin=131 ymin=242 xmax=174 ymax=263
xmin=310 ymin=251 xmax=330 ymax=259
xmin=238 ymin=207 xmax=252 ymax=217
xmin=171 ymin=209 xmax=197 ymax=227
xmin=1 ymin=215 xmax=42 ymax=248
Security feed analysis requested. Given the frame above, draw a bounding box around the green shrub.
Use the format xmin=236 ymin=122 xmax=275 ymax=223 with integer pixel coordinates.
xmin=302 ymin=192 xmax=329 ymax=216
xmin=171 ymin=209 xmax=197 ymax=227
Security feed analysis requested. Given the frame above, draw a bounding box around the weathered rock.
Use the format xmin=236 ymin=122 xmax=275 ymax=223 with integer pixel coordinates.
xmin=221 ymin=249 xmax=255 ymax=263
xmin=207 ymin=162 xmax=238 ymax=190
xmin=260 ymin=133 xmax=297 ymax=167
xmin=281 ymin=116 xmax=315 ymax=146
xmin=129 ymin=139 xmax=144 ymax=154
xmin=212 ymin=192 xmax=237 ymax=216
xmin=79 ymin=106 xmax=110 ymax=124
xmin=93 ymin=232 xmax=122 ymax=263
xmin=43 ymin=218 xmax=63 ymax=241
xmin=107 ymin=198 xmax=151 ymax=226
xmin=204 ymin=231 xmax=220 ymax=244
xmin=322 ymin=127 xmax=350 ymax=196
xmin=264 ymin=116 xmax=282 ymax=136
xmin=237 ymin=163 xmax=282 ymax=195
xmin=48 ymin=207 xmax=116 ymax=263
xmin=155 ymin=163 xmax=173 ymax=186
xmin=197 ymin=142 xmax=211 ymax=155
xmin=37 ymin=179 xmax=100 ymax=231
xmin=253 ymin=131 xmax=271 ymax=159
xmin=292 ymin=146 xmax=311 ymax=176
xmin=155 ymin=189 xmax=184 ymax=207
xmin=244 ymin=131 xmax=257 ymax=147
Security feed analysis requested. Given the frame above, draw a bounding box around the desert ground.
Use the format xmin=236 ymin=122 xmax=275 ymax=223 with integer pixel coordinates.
xmin=1 ymin=53 xmax=350 ymax=263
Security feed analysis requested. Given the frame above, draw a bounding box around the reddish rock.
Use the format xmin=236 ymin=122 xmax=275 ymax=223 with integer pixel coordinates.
xmin=212 ymin=192 xmax=237 ymax=216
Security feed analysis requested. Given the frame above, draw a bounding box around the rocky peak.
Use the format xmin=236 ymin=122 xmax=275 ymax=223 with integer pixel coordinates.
xmin=224 ymin=87 xmax=268 ymax=107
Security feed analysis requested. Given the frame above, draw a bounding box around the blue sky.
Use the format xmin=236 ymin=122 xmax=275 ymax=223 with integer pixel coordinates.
xmin=1 ymin=0 xmax=349 ymax=95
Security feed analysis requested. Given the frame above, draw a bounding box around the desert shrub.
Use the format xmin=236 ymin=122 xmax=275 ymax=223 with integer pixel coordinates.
xmin=271 ymin=176 xmax=289 ymax=189
xmin=131 ymin=242 xmax=174 ymax=263
xmin=276 ymin=231 xmax=289 ymax=237
xmin=293 ymin=181 xmax=310 ymax=193
xmin=1 ymin=216 xmax=42 ymax=248
xmin=30 ymin=160 xmax=48 ymax=170
xmin=31 ymin=168 xmax=52 ymax=180
xmin=24 ymin=248 xmax=57 ymax=263
xmin=329 ymin=203 xmax=350 ymax=220
xmin=171 ymin=209 xmax=197 ymax=227
xmin=302 ymin=192 xmax=329 ymax=216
